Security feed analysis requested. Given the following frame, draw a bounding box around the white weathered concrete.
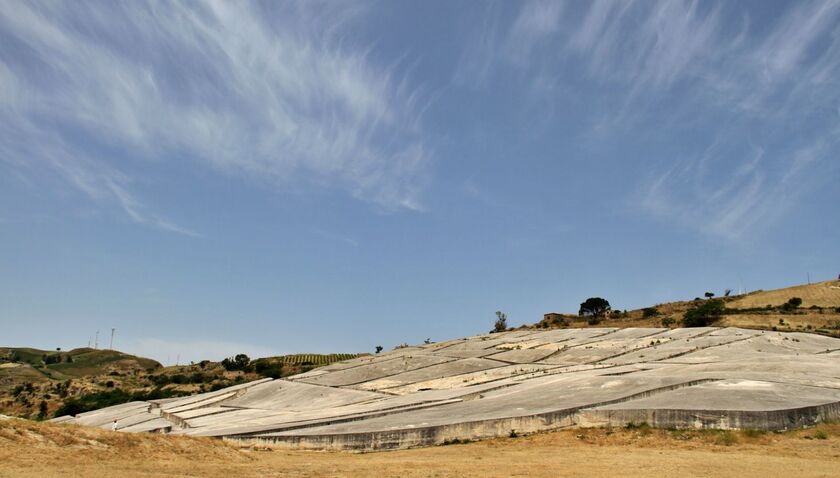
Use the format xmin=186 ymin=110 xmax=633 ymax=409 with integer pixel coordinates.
xmin=52 ymin=328 xmax=840 ymax=450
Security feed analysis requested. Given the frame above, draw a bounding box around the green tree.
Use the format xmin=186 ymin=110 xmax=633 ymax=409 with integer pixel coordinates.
xmin=494 ymin=311 xmax=508 ymax=333
xmin=221 ymin=353 xmax=251 ymax=371
xmin=683 ymin=299 xmax=725 ymax=327
xmin=642 ymin=307 xmax=660 ymax=318
xmin=579 ymin=298 xmax=611 ymax=319
xmin=375 ymin=345 xmax=383 ymax=354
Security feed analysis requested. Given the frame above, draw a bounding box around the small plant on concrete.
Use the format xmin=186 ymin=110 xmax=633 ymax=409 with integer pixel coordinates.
xmin=509 ymin=429 xmax=518 ymax=438
xmin=494 ymin=311 xmax=508 ymax=333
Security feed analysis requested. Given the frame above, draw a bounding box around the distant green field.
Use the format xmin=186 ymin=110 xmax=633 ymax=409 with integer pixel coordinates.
xmin=271 ymin=353 xmax=359 ymax=365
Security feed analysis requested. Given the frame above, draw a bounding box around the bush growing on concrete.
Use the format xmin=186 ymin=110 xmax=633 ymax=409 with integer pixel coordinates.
xmin=493 ymin=311 xmax=508 ymax=333
xmin=683 ymin=299 xmax=725 ymax=327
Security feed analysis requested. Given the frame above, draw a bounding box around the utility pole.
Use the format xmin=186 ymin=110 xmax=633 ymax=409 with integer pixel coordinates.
xmin=807 ymin=272 xmax=811 ymax=285
xmin=175 ymin=354 xmax=180 ymax=366
xmin=109 ymin=328 xmax=115 ymax=350
xmin=94 ymin=330 xmax=99 ymax=350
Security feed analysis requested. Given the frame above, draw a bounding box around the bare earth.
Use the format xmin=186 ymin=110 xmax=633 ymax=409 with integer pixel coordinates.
xmin=1 ymin=420 xmax=838 ymax=477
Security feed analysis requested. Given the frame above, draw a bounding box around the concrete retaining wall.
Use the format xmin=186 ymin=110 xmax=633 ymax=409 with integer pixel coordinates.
xmin=231 ymin=400 xmax=840 ymax=451
xmin=578 ymin=401 xmax=840 ymax=431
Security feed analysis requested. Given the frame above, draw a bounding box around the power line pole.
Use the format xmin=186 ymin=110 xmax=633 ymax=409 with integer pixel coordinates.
xmin=94 ymin=330 xmax=99 ymax=350
xmin=109 ymin=328 xmax=116 ymax=350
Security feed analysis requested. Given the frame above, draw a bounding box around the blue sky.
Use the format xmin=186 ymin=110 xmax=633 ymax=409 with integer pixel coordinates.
xmin=1 ymin=1 xmax=838 ymax=364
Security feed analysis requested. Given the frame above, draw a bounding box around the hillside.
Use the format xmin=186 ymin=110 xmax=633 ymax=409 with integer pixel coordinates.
xmin=535 ymin=280 xmax=840 ymax=336
xmin=0 ymin=350 xmax=361 ymax=419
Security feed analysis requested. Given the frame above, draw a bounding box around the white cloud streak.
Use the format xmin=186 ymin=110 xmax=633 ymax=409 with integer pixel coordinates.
xmin=456 ymin=0 xmax=840 ymax=240
xmin=0 ymin=1 xmax=432 ymax=234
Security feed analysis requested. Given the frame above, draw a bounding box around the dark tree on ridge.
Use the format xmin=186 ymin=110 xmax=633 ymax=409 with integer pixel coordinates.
xmin=579 ymin=298 xmax=611 ymax=318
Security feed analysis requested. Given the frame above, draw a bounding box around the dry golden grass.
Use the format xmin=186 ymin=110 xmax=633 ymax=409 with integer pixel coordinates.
xmin=532 ymin=281 xmax=840 ymax=337
xmin=729 ymin=280 xmax=840 ymax=308
xmin=2 ymin=419 xmax=839 ymax=477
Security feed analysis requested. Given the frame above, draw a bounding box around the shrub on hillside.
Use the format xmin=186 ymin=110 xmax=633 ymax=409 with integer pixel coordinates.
xmin=221 ymin=354 xmax=252 ymax=372
xmin=683 ymin=299 xmax=725 ymax=327
xmin=642 ymin=307 xmax=660 ymax=318
xmin=53 ymin=387 xmax=190 ymax=417
xmin=780 ymin=297 xmax=803 ymax=312
xmin=254 ymin=359 xmax=285 ymax=379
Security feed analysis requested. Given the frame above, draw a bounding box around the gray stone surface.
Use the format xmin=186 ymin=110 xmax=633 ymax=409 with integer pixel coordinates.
xmin=54 ymin=327 xmax=840 ymax=450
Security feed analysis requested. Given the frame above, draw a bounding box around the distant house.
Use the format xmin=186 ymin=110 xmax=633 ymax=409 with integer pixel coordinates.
xmin=544 ymin=312 xmax=565 ymax=322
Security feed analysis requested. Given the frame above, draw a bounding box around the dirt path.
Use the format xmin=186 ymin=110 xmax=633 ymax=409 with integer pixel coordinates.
xmin=2 ymin=420 xmax=839 ymax=477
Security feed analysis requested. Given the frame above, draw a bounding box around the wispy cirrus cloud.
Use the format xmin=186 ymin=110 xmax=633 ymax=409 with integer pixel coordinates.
xmin=454 ymin=0 xmax=840 ymax=240
xmin=0 ymin=1 xmax=432 ymax=234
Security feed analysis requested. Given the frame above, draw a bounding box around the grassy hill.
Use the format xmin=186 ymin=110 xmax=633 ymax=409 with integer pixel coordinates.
xmin=0 ymin=348 xmax=362 ymax=420
xmin=534 ymin=279 xmax=840 ymax=336
xmin=0 ymin=347 xmax=161 ymax=380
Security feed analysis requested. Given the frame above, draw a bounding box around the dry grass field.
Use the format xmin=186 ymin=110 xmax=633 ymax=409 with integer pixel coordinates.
xmin=536 ymin=280 xmax=840 ymax=335
xmin=2 ymin=418 xmax=839 ymax=478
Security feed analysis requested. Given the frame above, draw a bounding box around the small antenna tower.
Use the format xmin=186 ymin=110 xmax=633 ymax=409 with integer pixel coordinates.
xmin=109 ymin=328 xmax=116 ymax=350
xmin=94 ymin=329 xmax=99 ymax=350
